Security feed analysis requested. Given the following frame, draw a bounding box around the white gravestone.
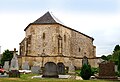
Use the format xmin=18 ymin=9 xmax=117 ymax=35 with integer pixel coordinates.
xmin=3 ymin=61 xmax=9 ymax=71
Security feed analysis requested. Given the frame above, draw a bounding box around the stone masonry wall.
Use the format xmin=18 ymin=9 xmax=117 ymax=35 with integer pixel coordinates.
xmin=19 ymin=24 xmax=96 ymax=68
xmin=18 ymin=56 xmax=97 ymax=69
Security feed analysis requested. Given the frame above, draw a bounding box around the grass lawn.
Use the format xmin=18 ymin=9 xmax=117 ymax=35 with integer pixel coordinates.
xmin=0 ymin=74 xmax=119 ymax=82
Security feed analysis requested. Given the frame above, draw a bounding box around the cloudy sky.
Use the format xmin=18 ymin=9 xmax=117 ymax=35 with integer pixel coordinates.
xmin=0 ymin=0 xmax=120 ymax=56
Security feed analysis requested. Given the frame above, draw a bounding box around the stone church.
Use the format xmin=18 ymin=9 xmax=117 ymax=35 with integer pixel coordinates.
xmin=18 ymin=12 xmax=97 ymax=69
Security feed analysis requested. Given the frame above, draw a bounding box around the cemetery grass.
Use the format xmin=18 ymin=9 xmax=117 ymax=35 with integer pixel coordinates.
xmin=0 ymin=74 xmax=119 ymax=82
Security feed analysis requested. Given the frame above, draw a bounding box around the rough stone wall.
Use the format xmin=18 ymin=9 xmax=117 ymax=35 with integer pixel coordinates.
xmin=19 ymin=38 xmax=26 ymax=56
xmin=58 ymin=25 xmax=71 ymax=56
xmin=25 ymin=24 xmax=59 ymax=56
xmin=18 ymin=57 xmax=22 ymax=69
xmin=18 ymin=56 xmax=98 ymax=69
xmin=60 ymin=25 xmax=95 ymax=58
xmin=70 ymin=31 xmax=95 ymax=58
xmin=19 ymin=24 xmax=96 ymax=68
xmin=19 ymin=56 xmax=75 ymax=68
xmin=22 ymin=24 xmax=95 ymax=58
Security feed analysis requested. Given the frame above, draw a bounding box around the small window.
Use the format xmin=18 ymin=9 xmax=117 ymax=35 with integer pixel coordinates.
xmin=43 ymin=33 xmax=45 ymax=39
xmin=79 ymin=47 xmax=81 ymax=52
xmin=64 ymin=35 xmax=66 ymax=42
xmin=43 ymin=49 xmax=45 ymax=53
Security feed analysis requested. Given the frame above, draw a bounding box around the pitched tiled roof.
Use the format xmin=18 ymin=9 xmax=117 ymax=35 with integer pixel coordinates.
xmin=33 ymin=11 xmax=63 ymax=24
xmin=24 ymin=12 xmax=94 ymax=40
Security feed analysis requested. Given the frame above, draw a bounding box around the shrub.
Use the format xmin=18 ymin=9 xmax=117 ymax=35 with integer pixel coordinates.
xmin=115 ymin=72 xmax=120 ymax=77
xmin=1 ymin=50 xmax=13 ymax=66
xmin=91 ymin=67 xmax=99 ymax=76
xmin=80 ymin=64 xmax=92 ymax=80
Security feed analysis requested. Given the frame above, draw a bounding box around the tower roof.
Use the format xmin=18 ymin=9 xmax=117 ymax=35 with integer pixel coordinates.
xmin=33 ymin=11 xmax=63 ymax=24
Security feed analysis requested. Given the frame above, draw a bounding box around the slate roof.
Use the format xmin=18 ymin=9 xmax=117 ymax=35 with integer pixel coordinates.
xmin=24 ymin=11 xmax=94 ymax=40
xmin=33 ymin=11 xmax=63 ymax=24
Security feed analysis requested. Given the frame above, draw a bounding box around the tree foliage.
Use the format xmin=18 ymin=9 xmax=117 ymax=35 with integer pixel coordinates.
xmin=101 ymin=55 xmax=112 ymax=61
xmin=1 ymin=50 xmax=13 ymax=66
xmin=118 ymin=53 xmax=120 ymax=73
xmin=101 ymin=44 xmax=120 ymax=65
xmin=107 ymin=55 xmax=112 ymax=60
xmin=80 ymin=64 xmax=92 ymax=80
xmin=111 ymin=45 xmax=120 ymax=65
xmin=114 ymin=45 xmax=120 ymax=52
xmin=101 ymin=55 xmax=108 ymax=61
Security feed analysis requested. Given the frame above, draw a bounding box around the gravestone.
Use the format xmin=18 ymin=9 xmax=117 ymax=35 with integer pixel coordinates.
xmin=115 ymin=65 xmax=118 ymax=72
xmin=42 ymin=62 xmax=58 ymax=78
xmin=68 ymin=58 xmax=75 ymax=75
xmin=3 ymin=61 xmax=9 ymax=71
xmin=68 ymin=62 xmax=76 ymax=79
xmin=68 ymin=64 xmax=75 ymax=74
xmin=9 ymin=48 xmax=20 ymax=78
xmin=57 ymin=62 xmax=65 ymax=74
xmin=10 ymin=48 xmax=19 ymax=70
xmin=31 ymin=66 xmax=40 ymax=74
xmin=82 ymin=56 xmax=88 ymax=66
xmin=98 ymin=61 xmax=117 ymax=79
xmin=22 ymin=61 xmax=30 ymax=70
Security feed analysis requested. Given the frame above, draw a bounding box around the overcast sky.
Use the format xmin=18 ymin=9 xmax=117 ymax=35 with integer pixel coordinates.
xmin=0 ymin=0 xmax=120 ymax=56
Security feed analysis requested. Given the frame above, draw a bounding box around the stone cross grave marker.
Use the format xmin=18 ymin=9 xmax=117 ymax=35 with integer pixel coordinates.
xmin=10 ymin=48 xmax=19 ymax=70
xmin=9 ymin=48 xmax=20 ymax=78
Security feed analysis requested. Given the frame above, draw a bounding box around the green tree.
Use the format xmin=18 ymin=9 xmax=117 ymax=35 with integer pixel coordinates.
xmin=118 ymin=53 xmax=120 ymax=73
xmin=114 ymin=45 xmax=120 ymax=52
xmin=101 ymin=55 xmax=112 ymax=61
xmin=101 ymin=55 xmax=108 ymax=61
xmin=109 ymin=45 xmax=120 ymax=65
xmin=111 ymin=50 xmax=120 ymax=65
xmin=1 ymin=50 xmax=13 ymax=66
xmin=107 ymin=55 xmax=112 ymax=61
xmin=80 ymin=64 xmax=92 ymax=80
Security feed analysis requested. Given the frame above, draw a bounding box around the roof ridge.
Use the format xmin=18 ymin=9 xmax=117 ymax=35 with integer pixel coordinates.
xmin=49 ymin=12 xmax=64 ymax=25
xmin=33 ymin=11 xmax=64 ymax=24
